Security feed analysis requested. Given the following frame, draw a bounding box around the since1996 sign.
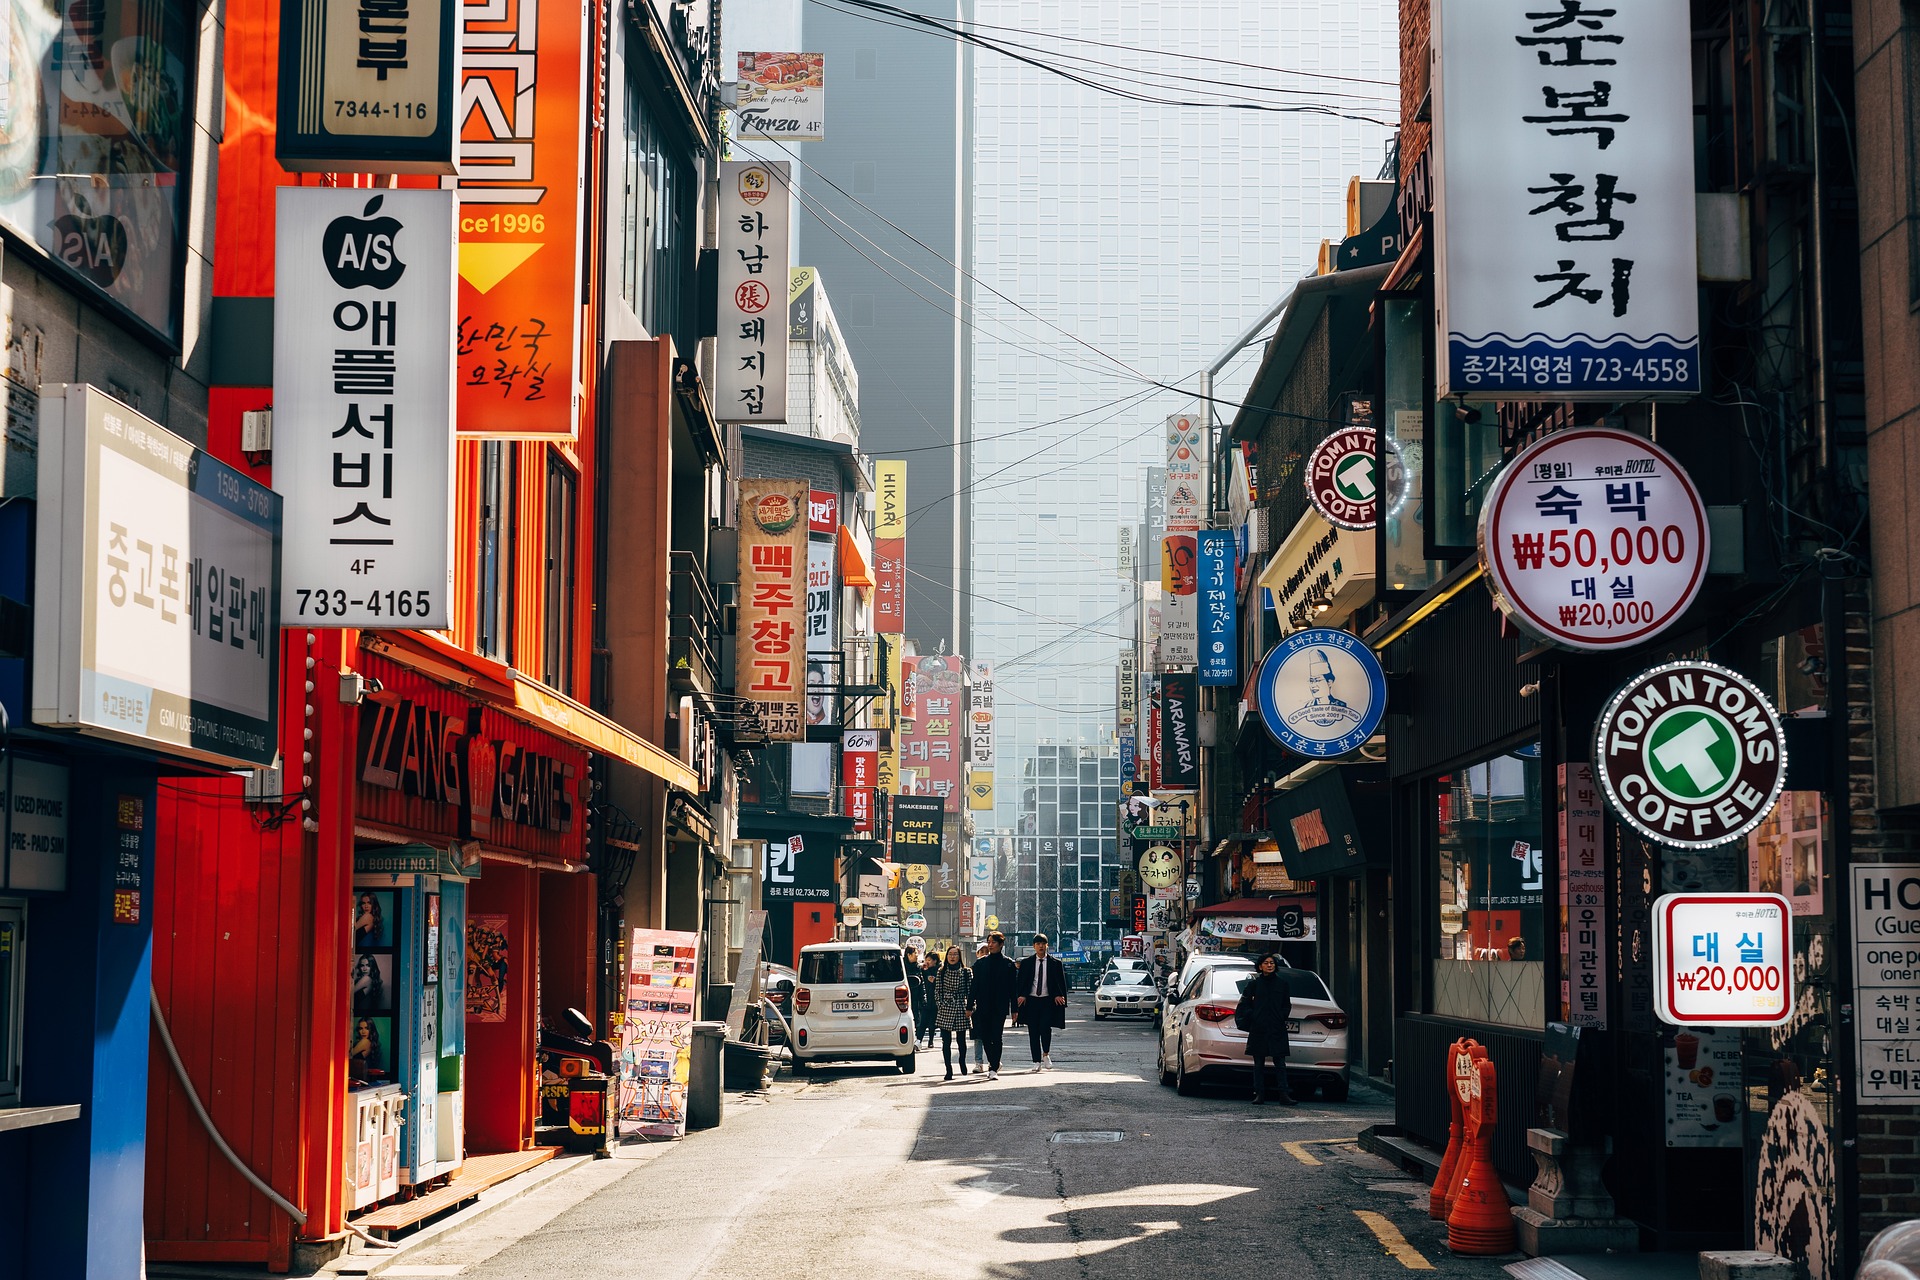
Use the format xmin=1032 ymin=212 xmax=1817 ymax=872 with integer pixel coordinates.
xmin=1479 ymin=428 xmax=1708 ymax=651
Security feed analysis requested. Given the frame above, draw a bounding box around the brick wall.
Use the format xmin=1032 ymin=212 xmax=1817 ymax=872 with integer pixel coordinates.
xmin=1399 ymin=0 xmax=1429 ymax=184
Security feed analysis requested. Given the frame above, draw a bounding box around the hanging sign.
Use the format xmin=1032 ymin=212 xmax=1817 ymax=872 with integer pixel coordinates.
xmin=1118 ymin=652 xmax=1139 ymax=724
xmin=1138 ymin=845 xmax=1182 ymax=890
xmin=1160 ymin=534 xmax=1198 ymax=668
xmin=1158 ymin=672 xmax=1199 ymax=790
xmin=276 ymin=0 xmax=460 ymax=174
xmin=1853 ymin=866 xmax=1920 ymax=1102
xmin=1196 ymin=530 xmax=1238 ymax=686
xmin=735 ymin=479 xmax=809 ymax=740
xmin=1593 ymin=661 xmax=1787 ymax=850
xmin=736 ymin=52 xmax=827 ymax=141
xmin=1165 ymin=414 xmax=1204 ymax=533
xmin=1254 ymin=628 xmax=1387 ymax=758
xmin=874 ymin=460 xmax=906 ymax=635
xmin=717 ymin=160 xmax=792 ymax=423
xmin=1480 ymin=428 xmax=1709 ymax=650
xmin=970 ymin=659 xmax=995 ymax=769
xmin=1304 ymin=427 xmax=1378 ymax=530
xmin=1431 ymin=0 xmax=1699 ymax=399
xmin=273 ymin=187 xmax=456 ymax=629
xmin=891 ymin=794 xmax=946 ymax=864
xmin=1652 ymin=893 xmax=1793 ymax=1027
xmin=844 ymin=730 xmax=878 ymax=834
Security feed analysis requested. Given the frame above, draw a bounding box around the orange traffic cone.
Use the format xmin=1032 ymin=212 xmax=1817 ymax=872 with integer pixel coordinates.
xmin=1446 ymin=1056 xmax=1516 ymax=1255
xmin=1430 ymin=1038 xmax=1468 ymax=1219
xmin=1439 ymin=1039 xmax=1486 ymax=1218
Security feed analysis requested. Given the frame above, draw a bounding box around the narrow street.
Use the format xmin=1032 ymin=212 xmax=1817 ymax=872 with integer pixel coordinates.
xmin=389 ymin=1015 xmax=1505 ymax=1279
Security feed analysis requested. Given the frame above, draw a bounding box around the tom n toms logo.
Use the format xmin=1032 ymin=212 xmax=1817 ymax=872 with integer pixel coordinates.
xmin=1594 ymin=661 xmax=1787 ymax=849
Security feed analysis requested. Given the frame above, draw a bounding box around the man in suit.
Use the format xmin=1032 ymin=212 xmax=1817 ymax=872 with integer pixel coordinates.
xmin=969 ymin=931 xmax=1019 ymax=1080
xmin=1012 ymin=934 xmax=1069 ymax=1071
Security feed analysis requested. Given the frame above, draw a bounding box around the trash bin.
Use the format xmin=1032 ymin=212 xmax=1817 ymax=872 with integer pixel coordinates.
xmin=686 ymin=1021 xmax=727 ymax=1130
xmin=724 ymin=1039 xmax=772 ymax=1092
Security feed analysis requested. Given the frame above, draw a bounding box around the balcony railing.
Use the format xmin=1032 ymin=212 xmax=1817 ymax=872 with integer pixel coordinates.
xmin=669 ymin=550 xmax=720 ymax=696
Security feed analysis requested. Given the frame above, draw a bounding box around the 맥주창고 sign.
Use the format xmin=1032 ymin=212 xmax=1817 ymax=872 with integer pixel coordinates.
xmin=736 ymin=479 xmax=809 ymax=740
xmin=1254 ymin=628 xmax=1387 ymax=758
xmin=273 ymin=187 xmax=456 ymax=629
xmin=1480 ymin=428 xmax=1709 ymax=651
xmin=1304 ymin=427 xmax=1378 ymax=530
xmin=1652 ymin=893 xmax=1792 ymax=1027
xmin=1594 ymin=661 xmax=1787 ymax=850
xmin=1431 ymin=0 xmax=1699 ymax=399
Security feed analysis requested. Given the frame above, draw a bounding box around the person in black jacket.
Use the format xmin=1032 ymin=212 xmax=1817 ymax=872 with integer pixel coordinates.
xmin=968 ymin=931 xmax=1019 ymax=1080
xmin=1012 ymin=934 xmax=1070 ymax=1071
xmin=1237 ymin=952 xmax=1295 ymax=1104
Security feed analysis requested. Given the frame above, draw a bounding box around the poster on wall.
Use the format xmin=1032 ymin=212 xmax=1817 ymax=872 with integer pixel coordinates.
xmin=1749 ymin=792 xmax=1826 ymax=917
xmin=618 ymin=928 xmax=701 ymax=1138
xmin=1662 ymin=1025 xmax=1743 ymax=1148
xmin=465 ymin=912 xmax=510 ymax=1023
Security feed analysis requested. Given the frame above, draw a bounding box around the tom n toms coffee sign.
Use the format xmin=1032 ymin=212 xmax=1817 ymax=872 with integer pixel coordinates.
xmin=1594 ymin=662 xmax=1787 ymax=849
xmin=1480 ymin=428 xmax=1709 ymax=651
xmin=1305 ymin=427 xmax=1377 ymax=530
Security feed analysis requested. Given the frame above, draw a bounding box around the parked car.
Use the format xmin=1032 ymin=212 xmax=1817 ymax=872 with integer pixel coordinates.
xmin=789 ymin=942 xmax=917 ymax=1075
xmin=758 ymin=962 xmax=798 ymax=1044
xmin=1156 ymin=964 xmax=1349 ymax=1101
xmin=1093 ymin=969 xmax=1161 ymax=1019
xmin=1105 ymin=957 xmax=1151 ymax=976
xmin=1173 ymin=950 xmax=1262 ymax=995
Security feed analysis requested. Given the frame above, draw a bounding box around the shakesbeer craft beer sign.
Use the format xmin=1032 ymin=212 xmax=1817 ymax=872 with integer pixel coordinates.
xmin=1593 ymin=662 xmax=1788 ymax=850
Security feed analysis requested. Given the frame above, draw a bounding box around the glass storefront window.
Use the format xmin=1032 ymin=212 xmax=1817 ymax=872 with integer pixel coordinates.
xmin=1430 ymin=399 xmax=1503 ymax=553
xmin=1432 ymin=748 xmax=1545 ymax=1028
xmin=1382 ymin=298 xmax=1445 ymax=592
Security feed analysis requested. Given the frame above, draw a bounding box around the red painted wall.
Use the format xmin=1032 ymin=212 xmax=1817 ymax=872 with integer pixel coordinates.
xmin=793 ymin=904 xmax=836 ymax=956
xmin=463 ymin=866 xmax=538 ymax=1153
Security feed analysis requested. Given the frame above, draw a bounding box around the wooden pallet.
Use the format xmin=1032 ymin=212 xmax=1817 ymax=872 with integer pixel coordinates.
xmin=352 ymin=1148 xmax=559 ymax=1237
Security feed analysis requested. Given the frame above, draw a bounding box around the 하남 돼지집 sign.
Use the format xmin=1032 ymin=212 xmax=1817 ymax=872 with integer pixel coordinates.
xmin=1254 ymin=628 xmax=1387 ymax=758
xmin=1304 ymin=427 xmax=1378 ymax=530
xmin=1480 ymin=428 xmax=1709 ymax=651
xmin=717 ymin=161 xmax=792 ymax=423
xmin=1652 ymin=893 xmax=1793 ymax=1027
xmin=1593 ymin=661 xmax=1788 ymax=850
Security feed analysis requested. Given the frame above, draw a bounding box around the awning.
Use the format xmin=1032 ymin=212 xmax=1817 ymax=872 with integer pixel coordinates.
xmin=839 ymin=524 xmax=873 ymax=588
xmin=1191 ymin=895 xmax=1313 ymax=918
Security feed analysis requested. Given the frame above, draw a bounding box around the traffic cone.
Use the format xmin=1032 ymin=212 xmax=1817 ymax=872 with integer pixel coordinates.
xmin=1439 ymin=1039 xmax=1486 ymax=1218
xmin=1429 ymin=1038 xmax=1468 ymax=1220
xmin=1446 ymin=1056 xmax=1516 ymax=1255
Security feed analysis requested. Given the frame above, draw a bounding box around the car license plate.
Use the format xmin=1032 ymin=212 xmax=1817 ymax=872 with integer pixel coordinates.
xmin=831 ymin=1000 xmax=874 ymax=1013
xmin=1286 ymin=1019 xmax=1302 ymax=1032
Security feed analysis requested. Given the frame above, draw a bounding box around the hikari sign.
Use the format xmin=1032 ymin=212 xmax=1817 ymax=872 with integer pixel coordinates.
xmin=717 ymin=161 xmax=792 ymax=423
xmin=1431 ymin=0 xmax=1699 ymax=398
xmin=273 ymin=188 xmax=456 ymax=629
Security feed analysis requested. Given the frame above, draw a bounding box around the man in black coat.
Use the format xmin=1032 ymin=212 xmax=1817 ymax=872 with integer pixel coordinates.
xmin=968 ymin=931 xmax=1019 ymax=1080
xmin=1012 ymin=934 xmax=1070 ymax=1071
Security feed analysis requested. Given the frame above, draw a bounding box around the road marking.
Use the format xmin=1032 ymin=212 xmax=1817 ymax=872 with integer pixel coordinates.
xmin=1282 ymin=1140 xmax=1324 ymax=1166
xmin=1354 ymin=1209 xmax=1437 ymax=1270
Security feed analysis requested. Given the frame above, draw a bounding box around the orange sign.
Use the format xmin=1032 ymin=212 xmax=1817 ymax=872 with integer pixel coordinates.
xmin=456 ymin=0 xmax=587 ymax=437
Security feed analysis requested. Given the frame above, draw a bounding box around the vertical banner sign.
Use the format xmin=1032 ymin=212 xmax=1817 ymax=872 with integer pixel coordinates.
xmin=901 ymin=654 xmax=965 ymax=813
xmin=456 ymin=0 xmax=587 ymax=436
xmin=969 ymin=659 xmax=995 ymax=810
xmin=736 ymin=53 xmax=827 ymax=141
xmin=843 ymin=730 xmax=878 ymax=834
xmin=1144 ymin=676 xmax=1161 ymax=792
xmin=1160 ymin=534 xmax=1198 ymax=668
xmin=277 ymin=0 xmax=460 ymax=173
xmin=1145 ymin=466 xmax=1168 ymax=541
xmin=891 ymin=794 xmax=947 ymax=864
xmin=900 ymin=655 xmax=921 ymax=724
xmin=1117 ymin=524 xmax=1136 ymax=578
xmin=1165 ymin=415 xmax=1204 ymax=533
xmin=1432 ymin=0 xmax=1699 ymax=399
xmin=1558 ymin=763 xmax=1608 ymax=1028
xmin=1853 ymin=866 xmax=1920 ymax=1101
xmin=618 ymin=928 xmax=700 ymax=1138
xmin=717 ymin=161 xmax=793 ymax=423
xmin=874 ymin=460 xmax=906 ymax=634
xmin=1196 ymin=530 xmax=1237 ymax=685
xmin=1117 ymin=652 xmax=1139 ymax=724
xmin=735 ymin=479 xmax=808 ymax=740
xmin=1158 ymin=673 xmax=1199 ymax=791
xmin=273 ymin=188 xmax=456 ymax=629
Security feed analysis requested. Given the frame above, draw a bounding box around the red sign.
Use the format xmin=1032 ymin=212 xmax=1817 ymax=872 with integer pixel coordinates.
xmin=809 ymin=490 xmax=838 ymax=536
xmin=844 ymin=731 xmax=878 ymax=833
xmin=957 ymin=896 xmax=975 ymax=935
xmin=874 ymin=538 xmax=905 ymax=634
xmin=456 ymin=0 xmax=588 ymax=437
xmin=899 ymin=654 xmax=965 ymax=813
xmin=900 ymin=656 xmax=920 ymax=722
xmin=1131 ymin=895 xmax=1149 ymax=933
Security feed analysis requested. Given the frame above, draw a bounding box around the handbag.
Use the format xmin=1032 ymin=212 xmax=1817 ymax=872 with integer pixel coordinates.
xmin=1233 ymin=992 xmax=1253 ymax=1032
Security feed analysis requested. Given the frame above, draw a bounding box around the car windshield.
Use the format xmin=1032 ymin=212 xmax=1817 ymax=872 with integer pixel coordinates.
xmin=800 ymin=949 xmax=904 ymax=985
xmin=1101 ymin=971 xmax=1153 ymax=986
xmin=1222 ymin=969 xmax=1334 ymax=1002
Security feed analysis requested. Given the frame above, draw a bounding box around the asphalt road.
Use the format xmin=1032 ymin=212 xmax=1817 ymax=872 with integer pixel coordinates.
xmin=386 ymin=1012 xmax=1520 ymax=1279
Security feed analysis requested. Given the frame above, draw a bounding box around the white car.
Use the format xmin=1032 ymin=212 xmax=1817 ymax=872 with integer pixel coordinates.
xmin=1156 ymin=964 xmax=1350 ymax=1101
xmin=790 ymin=942 xmax=917 ymax=1075
xmin=1093 ymin=969 xmax=1161 ymax=1019
xmin=1173 ymin=951 xmax=1259 ymax=995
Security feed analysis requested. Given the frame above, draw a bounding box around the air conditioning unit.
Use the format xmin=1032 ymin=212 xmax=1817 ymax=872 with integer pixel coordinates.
xmin=241 ymin=409 xmax=272 ymax=453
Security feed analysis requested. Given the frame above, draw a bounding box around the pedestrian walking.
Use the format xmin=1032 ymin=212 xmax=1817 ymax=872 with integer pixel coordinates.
xmin=968 ymin=931 xmax=1019 ymax=1080
xmin=1236 ymin=952 xmax=1295 ymax=1105
xmin=918 ymin=953 xmax=940 ymax=1046
xmin=904 ymin=949 xmax=932 ymax=1046
xmin=1012 ymin=934 xmax=1068 ymax=1071
xmin=972 ymin=942 xmax=991 ymax=1069
xmin=932 ymin=945 xmax=973 ymax=1080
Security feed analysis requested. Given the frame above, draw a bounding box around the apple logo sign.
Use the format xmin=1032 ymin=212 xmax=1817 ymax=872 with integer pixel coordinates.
xmin=323 ymin=195 xmax=407 ymax=290
xmin=53 ymin=213 xmax=129 ymax=287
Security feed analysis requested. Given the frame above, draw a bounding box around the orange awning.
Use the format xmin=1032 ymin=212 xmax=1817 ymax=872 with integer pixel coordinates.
xmin=839 ymin=524 xmax=874 ymax=588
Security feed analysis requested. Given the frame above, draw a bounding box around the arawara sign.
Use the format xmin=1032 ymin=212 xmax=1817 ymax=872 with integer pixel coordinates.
xmin=1594 ymin=662 xmax=1787 ymax=849
xmin=1304 ymin=427 xmax=1377 ymax=530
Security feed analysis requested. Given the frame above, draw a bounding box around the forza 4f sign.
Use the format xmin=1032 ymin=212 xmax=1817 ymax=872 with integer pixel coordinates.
xmin=1594 ymin=662 xmax=1787 ymax=850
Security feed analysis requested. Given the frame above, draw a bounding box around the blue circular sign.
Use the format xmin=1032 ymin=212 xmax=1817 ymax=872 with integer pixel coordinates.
xmin=1255 ymin=628 xmax=1388 ymax=757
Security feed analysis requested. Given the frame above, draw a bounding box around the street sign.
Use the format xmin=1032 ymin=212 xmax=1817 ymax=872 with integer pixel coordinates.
xmin=1304 ymin=427 xmax=1378 ymax=530
xmin=1652 ymin=893 xmax=1792 ymax=1026
xmin=1594 ymin=661 xmax=1787 ymax=850
xmin=1133 ymin=826 xmax=1180 ymax=840
xmin=1480 ymin=428 xmax=1709 ymax=651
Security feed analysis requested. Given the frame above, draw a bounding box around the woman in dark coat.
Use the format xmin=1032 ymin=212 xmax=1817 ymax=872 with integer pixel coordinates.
xmin=904 ymin=951 xmax=932 ymax=1045
xmin=1236 ymin=952 xmax=1295 ymax=1105
xmin=931 ymin=945 xmax=974 ymax=1080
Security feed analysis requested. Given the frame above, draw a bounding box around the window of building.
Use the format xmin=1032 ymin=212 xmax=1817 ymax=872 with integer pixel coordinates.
xmin=1431 ymin=749 xmax=1545 ymax=1028
xmin=543 ymin=450 xmax=578 ymax=693
xmin=476 ymin=442 xmax=517 ymax=661
xmin=1430 ymin=400 xmax=1502 ymax=553
xmin=620 ymin=74 xmax=696 ymax=353
xmin=0 ymin=903 xmax=21 ymax=1102
xmin=1382 ymin=297 xmax=1444 ymax=592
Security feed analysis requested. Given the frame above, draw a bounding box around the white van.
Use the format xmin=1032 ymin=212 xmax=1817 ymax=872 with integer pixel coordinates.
xmin=790 ymin=942 xmax=917 ymax=1074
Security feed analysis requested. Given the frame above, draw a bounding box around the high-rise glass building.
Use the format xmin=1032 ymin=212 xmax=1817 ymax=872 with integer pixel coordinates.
xmin=967 ymin=0 xmax=1399 ymax=944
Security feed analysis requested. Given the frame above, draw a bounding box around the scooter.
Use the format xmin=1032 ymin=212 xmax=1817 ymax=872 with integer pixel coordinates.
xmin=538 ymin=1008 xmax=615 ymax=1152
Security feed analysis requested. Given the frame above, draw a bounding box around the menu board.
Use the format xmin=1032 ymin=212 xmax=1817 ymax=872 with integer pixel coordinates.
xmin=618 ymin=928 xmax=701 ymax=1138
xmin=1662 ymin=1025 xmax=1743 ymax=1147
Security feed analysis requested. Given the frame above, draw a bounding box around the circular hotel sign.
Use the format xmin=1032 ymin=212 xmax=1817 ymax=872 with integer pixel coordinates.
xmin=1479 ymin=428 xmax=1710 ymax=651
xmin=1305 ymin=427 xmax=1378 ymax=530
xmin=1254 ymin=627 xmax=1388 ymax=758
xmin=1593 ymin=661 xmax=1787 ymax=849
xmin=1138 ymin=845 xmax=1182 ymax=890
